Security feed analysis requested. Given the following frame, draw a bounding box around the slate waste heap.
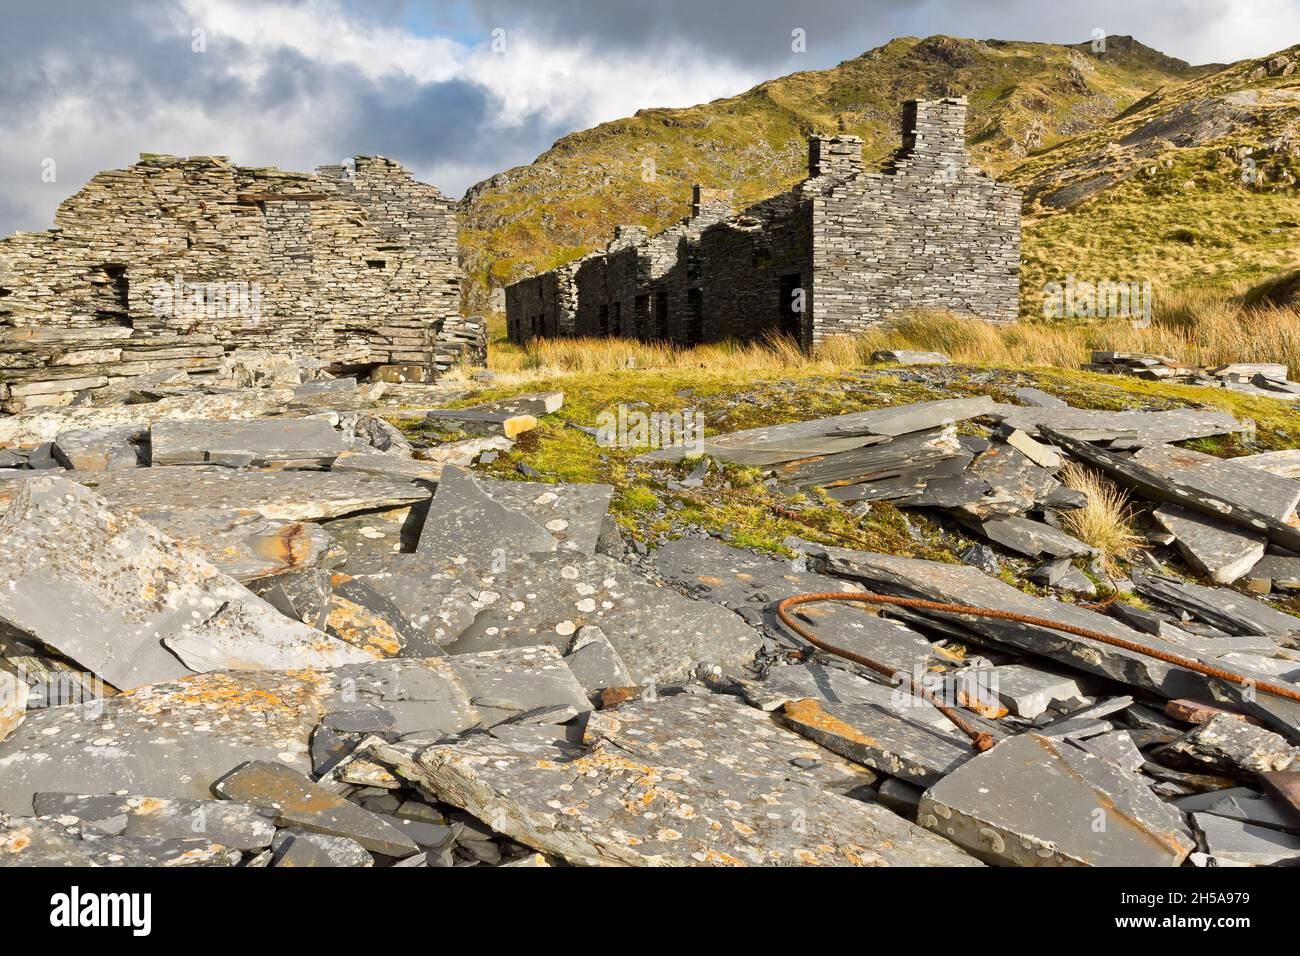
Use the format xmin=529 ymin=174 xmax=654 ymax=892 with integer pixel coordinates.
xmin=1 ymin=353 xmax=1299 ymax=868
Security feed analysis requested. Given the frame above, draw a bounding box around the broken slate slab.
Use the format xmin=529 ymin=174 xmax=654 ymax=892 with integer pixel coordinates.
xmin=415 ymin=465 xmax=557 ymax=561
xmin=150 ymin=417 xmax=349 ymax=467
xmin=563 ymin=625 xmax=635 ymax=695
xmin=780 ymin=697 xmax=975 ymax=787
xmin=448 ymin=645 xmax=592 ymax=727
xmin=919 ymin=733 xmax=1195 ymax=866
xmin=435 ymin=551 xmax=763 ymax=685
xmin=1131 ymin=572 xmax=1300 ymax=638
xmin=135 ymin=507 xmax=334 ymax=583
xmin=1044 ymin=429 xmax=1300 ymax=555
xmin=85 ymin=465 xmax=431 ymax=521
xmin=475 ymin=476 xmax=613 ymax=554
xmin=31 ymin=793 xmax=276 ymax=851
xmin=795 ymin=541 xmax=1300 ymax=739
xmin=0 ymin=658 xmax=479 ymax=814
xmin=1232 ymin=448 xmax=1300 ymax=480
xmin=0 ymin=476 xmax=369 ymax=690
xmin=373 ymin=694 xmax=980 ymax=867
xmin=985 ymin=405 xmax=1244 ymax=446
xmin=1193 ymin=812 xmax=1300 ymax=866
xmin=0 ymin=812 xmax=239 ymax=867
xmin=0 ymin=387 xmax=295 ymax=446
xmin=870 ymin=350 xmax=951 ymax=366
xmin=272 ymin=829 xmax=374 ymax=867
xmin=214 ymin=760 xmax=418 ymax=858
xmin=988 ymin=663 xmax=1085 ymax=719
xmin=1133 ymin=443 xmax=1300 ymax=524
xmin=1153 ymin=505 xmax=1266 ymax=585
xmin=51 ymin=424 xmax=145 ymax=471
xmin=1073 ymin=730 xmax=1145 ymax=773
xmin=1244 ymin=555 xmax=1300 ymax=593
xmin=638 ymin=398 xmax=992 ymax=466
xmin=1158 ymin=713 xmax=1298 ymax=774
xmin=651 ymin=538 xmax=935 ymax=670
xmin=973 ymin=515 xmax=1093 ymax=558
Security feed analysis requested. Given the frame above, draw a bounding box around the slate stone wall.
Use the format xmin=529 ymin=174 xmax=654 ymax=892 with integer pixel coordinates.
xmin=504 ymin=98 xmax=1021 ymax=350
xmin=0 ymin=154 xmax=475 ymax=411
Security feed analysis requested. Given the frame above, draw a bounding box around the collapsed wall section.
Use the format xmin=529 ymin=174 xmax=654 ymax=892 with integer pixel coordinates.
xmin=0 ymin=154 xmax=477 ymax=412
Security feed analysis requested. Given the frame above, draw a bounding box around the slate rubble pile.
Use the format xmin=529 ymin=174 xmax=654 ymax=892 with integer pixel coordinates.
xmin=1087 ymin=351 xmax=1300 ymax=401
xmin=2 ymin=365 xmax=1300 ymax=868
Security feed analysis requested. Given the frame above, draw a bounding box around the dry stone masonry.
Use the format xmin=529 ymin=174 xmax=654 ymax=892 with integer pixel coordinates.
xmin=506 ymin=98 xmax=1021 ymax=349
xmin=0 ymin=154 xmax=482 ymax=412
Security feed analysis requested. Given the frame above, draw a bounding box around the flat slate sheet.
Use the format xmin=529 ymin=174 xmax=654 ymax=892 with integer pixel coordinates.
xmin=150 ymin=417 xmax=348 ymax=466
xmin=983 ymin=404 xmax=1244 ymax=445
xmin=83 ymin=465 xmax=431 ymax=521
xmin=0 ymin=658 xmax=479 ymax=814
xmin=0 ymin=476 xmax=369 ymax=690
xmin=919 ymin=733 xmax=1194 ymax=866
xmin=638 ymin=398 xmax=994 ymax=466
xmin=1134 ymin=443 xmax=1300 ymax=523
xmin=375 ymin=694 xmax=981 ymax=867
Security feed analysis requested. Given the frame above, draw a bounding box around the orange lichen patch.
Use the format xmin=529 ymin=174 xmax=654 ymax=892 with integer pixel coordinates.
xmin=134 ymin=797 xmax=166 ymax=816
xmin=956 ymin=688 xmax=1009 ymax=719
xmin=782 ymin=698 xmax=882 ymax=749
xmin=696 ymin=575 xmax=726 ymax=587
xmin=250 ymin=523 xmax=316 ymax=568
xmin=325 ymin=597 xmax=401 ymax=658
xmin=126 ymin=670 xmax=330 ymax=732
xmin=596 ymin=687 xmax=640 ymax=709
xmin=2 ymin=832 xmax=32 ymax=853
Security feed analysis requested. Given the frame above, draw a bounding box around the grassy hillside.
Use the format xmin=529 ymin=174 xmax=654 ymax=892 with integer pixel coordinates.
xmin=459 ymin=34 xmax=1209 ymax=313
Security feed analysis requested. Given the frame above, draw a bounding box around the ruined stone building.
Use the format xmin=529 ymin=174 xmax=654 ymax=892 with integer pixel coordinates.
xmin=0 ymin=154 xmax=482 ymax=412
xmin=506 ymin=98 xmax=1021 ymax=350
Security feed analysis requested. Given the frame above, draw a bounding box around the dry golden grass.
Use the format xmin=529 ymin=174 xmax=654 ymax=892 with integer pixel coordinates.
xmin=484 ymin=287 xmax=1300 ymax=384
xmin=1055 ymin=463 xmax=1145 ymax=569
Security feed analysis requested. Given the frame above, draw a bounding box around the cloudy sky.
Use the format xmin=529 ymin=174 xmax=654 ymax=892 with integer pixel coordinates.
xmin=1 ymin=0 xmax=1295 ymax=234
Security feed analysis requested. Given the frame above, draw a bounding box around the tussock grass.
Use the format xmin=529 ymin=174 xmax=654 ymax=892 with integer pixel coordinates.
xmin=1055 ymin=463 xmax=1145 ymax=569
xmin=485 ymin=287 xmax=1300 ymax=383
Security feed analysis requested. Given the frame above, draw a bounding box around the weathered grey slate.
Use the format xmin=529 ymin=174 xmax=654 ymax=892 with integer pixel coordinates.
xmin=439 ymin=552 xmax=762 ymax=685
xmin=1245 ymin=555 xmax=1300 ymax=592
xmin=1074 ymin=730 xmax=1145 ymax=773
xmin=639 ymin=398 xmax=992 ymax=466
xmin=214 ymin=760 xmax=418 ymax=857
xmin=135 ymin=507 xmax=333 ymax=582
xmin=563 ymin=625 xmax=635 ymax=693
xmin=31 ymin=793 xmax=276 ymax=850
xmin=329 ymin=452 xmax=445 ymax=485
xmin=650 ymin=538 xmax=935 ymax=671
xmin=870 ymin=349 xmax=951 ymax=366
xmin=51 ymin=424 xmax=145 ymax=470
xmin=150 ymin=417 xmax=348 ymax=467
xmin=987 ymin=663 xmax=1085 ymax=719
xmin=1134 ymin=443 xmax=1300 ymax=523
xmin=775 ymin=427 xmax=965 ymax=489
xmin=0 ymin=659 xmax=477 ymax=814
xmin=961 ymin=443 xmax=1060 ymax=517
xmin=1159 ymin=714 xmax=1298 ymax=774
xmin=1153 ymin=505 xmax=1266 ymax=584
xmin=475 ymin=476 xmax=613 ymax=554
xmin=0 ymin=813 xmax=239 ymax=866
xmin=0 ymin=387 xmax=295 ymax=446
xmin=1044 ymin=428 xmax=1300 ymax=554
xmin=415 ymin=465 xmax=557 ymax=560
xmin=740 ymin=662 xmax=954 ymax=729
xmin=974 ymin=515 xmax=1093 ymax=558
xmin=461 ymin=391 xmax=564 ymax=417
xmin=373 ymin=694 xmax=981 ymax=867
xmin=273 ymin=829 xmax=374 ymax=867
xmin=85 ymin=465 xmax=431 ymax=521
xmin=1194 ymin=812 xmax=1300 ymax=865
xmin=796 ymin=540 xmax=1300 ymax=738
xmin=0 ymin=476 xmax=369 ymax=690
xmin=985 ymin=405 xmax=1244 ymax=445
xmin=425 ymin=408 xmax=538 ymax=438
xmin=1013 ymin=387 xmax=1067 ymax=408
xmin=449 ymin=645 xmax=592 ymax=727
xmin=780 ymin=697 xmax=974 ymax=787
xmin=1131 ymin=572 xmax=1300 ymax=638
xmin=0 ymin=671 xmax=27 ymax=744
xmin=919 ymin=733 xmax=1195 ymax=866
xmin=1233 ymin=448 xmax=1300 ymax=480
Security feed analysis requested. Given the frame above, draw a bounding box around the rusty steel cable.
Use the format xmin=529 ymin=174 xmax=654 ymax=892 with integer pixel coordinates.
xmin=775 ymin=590 xmax=1300 ymax=753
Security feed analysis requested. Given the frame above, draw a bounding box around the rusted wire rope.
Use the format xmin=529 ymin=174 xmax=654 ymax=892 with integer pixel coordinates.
xmin=775 ymin=590 xmax=1300 ymax=753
